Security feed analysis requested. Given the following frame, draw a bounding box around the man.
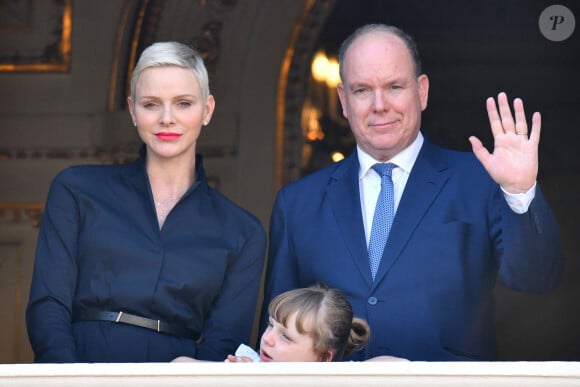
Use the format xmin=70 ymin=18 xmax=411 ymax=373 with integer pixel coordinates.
xmin=261 ymin=24 xmax=564 ymax=361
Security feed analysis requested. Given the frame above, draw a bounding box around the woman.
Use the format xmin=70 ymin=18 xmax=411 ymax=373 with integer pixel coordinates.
xmin=26 ymin=41 xmax=267 ymax=363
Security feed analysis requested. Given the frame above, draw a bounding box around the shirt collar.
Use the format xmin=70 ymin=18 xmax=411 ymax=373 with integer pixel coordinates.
xmin=357 ymin=131 xmax=424 ymax=179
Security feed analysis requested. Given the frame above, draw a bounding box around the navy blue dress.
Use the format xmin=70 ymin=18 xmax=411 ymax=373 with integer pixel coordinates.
xmin=26 ymin=151 xmax=266 ymax=363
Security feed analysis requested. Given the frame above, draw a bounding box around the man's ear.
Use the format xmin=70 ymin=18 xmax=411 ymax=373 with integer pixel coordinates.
xmin=417 ymin=74 xmax=429 ymax=111
xmin=337 ymin=83 xmax=348 ymax=119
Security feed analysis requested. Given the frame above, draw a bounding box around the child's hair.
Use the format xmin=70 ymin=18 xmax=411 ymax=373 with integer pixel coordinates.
xmin=268 ymin=282 xmax=370 ymax=361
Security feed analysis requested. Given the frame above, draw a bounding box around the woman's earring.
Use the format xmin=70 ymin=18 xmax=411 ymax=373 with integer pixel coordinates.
xmin=133 ymin=122 xmax=137 ymax=127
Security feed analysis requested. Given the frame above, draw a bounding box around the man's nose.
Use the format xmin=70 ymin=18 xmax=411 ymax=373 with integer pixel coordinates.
xmin=372 ymin=90 xmax=388 ymax=111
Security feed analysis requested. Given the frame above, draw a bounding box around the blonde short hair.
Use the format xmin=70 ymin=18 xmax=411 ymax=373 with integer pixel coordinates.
xmin=129 ymin=41 xmax=210 ymax=103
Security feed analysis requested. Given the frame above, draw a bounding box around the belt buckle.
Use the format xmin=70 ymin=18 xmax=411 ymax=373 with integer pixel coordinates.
xmin=115 ymin=311 xmax=124 ymax=323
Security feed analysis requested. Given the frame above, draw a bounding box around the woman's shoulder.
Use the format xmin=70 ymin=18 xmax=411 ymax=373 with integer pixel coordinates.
xmin=205 ymin=188 xmax=265 ymax=234
xmin=50 ymin=163 xmax=136 ymax=193
xmin=208 ymin=187 xmax=261 ymax=217
xmin=55 ymin=163 xmax=125 ymax=182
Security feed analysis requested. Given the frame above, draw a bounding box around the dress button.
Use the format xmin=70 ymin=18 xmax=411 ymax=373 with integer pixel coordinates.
xmin=368 ymin=296 xmax=378 ymax=305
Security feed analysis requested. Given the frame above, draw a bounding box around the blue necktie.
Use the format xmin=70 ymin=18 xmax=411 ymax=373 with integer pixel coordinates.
xmin=368 ymin=163 xmax=396 ymax=280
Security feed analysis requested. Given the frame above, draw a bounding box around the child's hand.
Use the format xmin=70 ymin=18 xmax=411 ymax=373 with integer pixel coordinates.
xmin=225 ymin=354 xmax=254 ymax=362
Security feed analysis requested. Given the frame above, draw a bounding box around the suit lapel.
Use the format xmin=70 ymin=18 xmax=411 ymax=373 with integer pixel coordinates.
xmin=372 ymin=139 xmax=450 ymax=288
xmin=326 ymin=153 xmax=373 ymax=287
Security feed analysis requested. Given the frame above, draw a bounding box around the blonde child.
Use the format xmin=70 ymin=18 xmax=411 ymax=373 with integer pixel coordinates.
xmin=231 ymin=282 xmax=369 ymax=362
xmin=174 ymin=282 xmax=406 ymax=362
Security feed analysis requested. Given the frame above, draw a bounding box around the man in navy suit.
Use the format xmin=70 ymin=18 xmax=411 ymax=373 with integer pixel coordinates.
xmin=261 ymin=24 xmax=564 ymax=361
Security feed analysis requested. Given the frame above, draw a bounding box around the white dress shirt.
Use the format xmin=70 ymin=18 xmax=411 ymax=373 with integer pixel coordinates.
xmin=358 ymin=132 xmax=536 ymax=247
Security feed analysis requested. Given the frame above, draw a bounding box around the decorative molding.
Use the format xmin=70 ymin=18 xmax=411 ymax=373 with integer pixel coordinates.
xmin=0 ymin=144 xmax=141 ymax=164
xmin=108 ymin=0 xmax=133 ymax=112
xmin=277 ymin=0 xmax=335 ymax=188
xmin=0 ymin=202 xmax=44 ymax=228
xmin=189 ymin=0 xmax=237 ymax=71
xmin=190 ymin=19 xmax=222 ymax=71
xmin=0 ymin=143 xmax=237 ymax=162
xmin=0 ymin=0 xmax=72 ymax=72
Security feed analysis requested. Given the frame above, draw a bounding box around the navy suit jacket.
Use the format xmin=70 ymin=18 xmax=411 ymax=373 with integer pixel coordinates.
xmin=262 ymin=137 xmax=564 ymax=361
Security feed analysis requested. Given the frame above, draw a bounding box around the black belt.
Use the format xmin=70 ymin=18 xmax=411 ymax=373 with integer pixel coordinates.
xmin=72 ymin=308 xmax=200 ymax=341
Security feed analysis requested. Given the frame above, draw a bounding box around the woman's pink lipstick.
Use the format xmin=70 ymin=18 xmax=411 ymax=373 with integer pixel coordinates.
xmin=155 ymin=132 xmax=182 ymax=141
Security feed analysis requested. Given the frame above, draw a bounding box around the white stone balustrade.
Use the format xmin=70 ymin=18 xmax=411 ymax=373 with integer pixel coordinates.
xmin=2 ymin=361 xmax=580 ymax=386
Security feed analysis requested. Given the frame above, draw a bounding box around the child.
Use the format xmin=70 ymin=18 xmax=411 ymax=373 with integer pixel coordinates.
xmin=174 ymin=282 xmax=406 ymax=362
xmin=232 ymin=282 xmax=369 ymax=362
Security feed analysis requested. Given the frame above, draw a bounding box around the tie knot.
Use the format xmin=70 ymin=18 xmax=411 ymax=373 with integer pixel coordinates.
xmin=372 ymin=162 xmax=395 ymax=177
